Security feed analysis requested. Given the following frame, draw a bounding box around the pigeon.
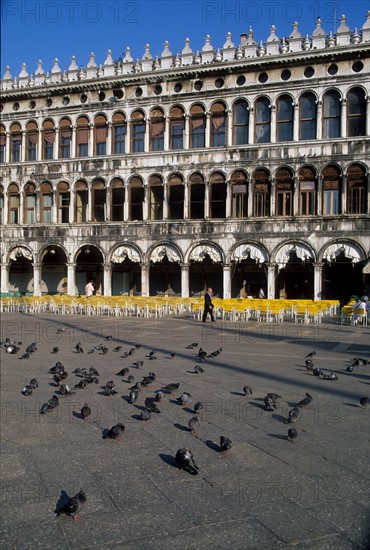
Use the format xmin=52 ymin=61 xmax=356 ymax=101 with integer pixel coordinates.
xmin=285 ymin=406 xmax=301 ymax=424
xmin=134 ymin=344 xmax=141 ymax=349
xmin=144 ymin=397 xmax=161 ymax=413
xmin=146 ymin=350 xmax=156 ymax=358
xmin=80 ymin=403 xmax=91 ymax=420
xmin=121 ymin=352 xmax=129 ymax=358
xmin=19 ymin=352 xmax=30 ymax=360
xmin=56 ymin=328 xmax=65 ymax=335
xmin=26 ymin=343 xmax=37 ymax=354
xmin=117 ymin=369 xmax=130 ymax=378
xmin=186 ymin=342 xmax=198 ymax=349
xmin=170 ymin=352 xmax=176 ymax=359
xmin=127 ymin=374 xmax=135 ymax=383
xmin=207 ymin=347 xmax=223 ymax=358
xmin=162 ymin=383 xmax=180 ymax=394
xmin=220 ymin=436 xmax=233 ymax=452
xmin=74 ymin=379 xmax=87 ymax=389
xmin=305 ymin=359 xmax=314 ymax=371
xmin=267 ymin=393 xmax=281 ymax=404
xmin=57 ymin=489 xmax=87 ymax=521
xmin=175 ymin=448 xmax=199 ymax=475
xmin=198 ymin=348 xmax=207 ymax=361
xmin=313 ymin=368 xmax=323 ymax=377
xmin=193 ymin=365 xmax=204 ymax=374
xmin=243 ymin=385 xmax=253 ymax=396
xmin=89 ymin=367 xmax=100 ymax=376
xmin=129 ymin=389 xmax=139 ymax=404
xmin=87 ymin=348 xmax=96 ymax=354
xmin=29 ymin=378 xmax=38 ymax=389
xmin=132 ymin=361 xmax=144 ymax=368
xmin=141 ymin=373 xmax=156 ymax=388
xmin=177 ymin=392 xmax=192 ymax=407
xmin=264 ymin=395 xmax=275 ymax=411
xmin=288 ymin=428 xmax=298 ymax=442
xmin=305 ymin=351 xmax=316 ymax=358
xmin=40 ymin=395 xmax=59 ymax=414
xmin=59 ymin=384 xmax=75 ymax=396
xmin=296 ymin=393 xmax=313 ymax=408
xmin=7 ymin=345 xmax=20 ymax=354
xmin=52 ymin=347 xmax=59 ymax=354
xmin=21 ymin=385 xmax=33 ymax=396
xmin=105 ymin=381 xmax=118 ymax=396
xmin=140 ymin=410 xmax=151 ymax=421
xmin=322 ymin=371 xmax=338 ymax=381
xmin=49 ymin=362 xmax=65 ymax=374
xmin=100 ymin=346 xmax=109 ymax=355
xmin=75 ymin=342 xmax=84 ymax=353
xmin=346 ymin=365 xmax=354 ymax=372
xmin=188 ymin=416 xmax=199 ymax=434
xmin=193 ymin=401 xmax=204 ymax=414
xmin=104 ymin=423 xmax=125 ymax=440
xmin=350 ymin=357 xmax=369 ymax=367
xmin=359 ymin=397 xmax=368 ymax=408
xmin=154 ymin=390 xmax=165 ymax=403
xmin=105 ymin=335 xmax=113 ymax=341
xmin=128 ymin=348 xmax=136 ymax=356
xmin=130 ymin=382 xmax=141 ymax=392
xmin=112 ymin=346 xmax=122 ymax=352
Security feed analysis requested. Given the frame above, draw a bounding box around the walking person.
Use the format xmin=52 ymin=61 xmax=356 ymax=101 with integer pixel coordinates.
xmin=85 ymin=279 xmax=94 ymax=298
xmin=202 ymin=288 xmax=215 ymax=323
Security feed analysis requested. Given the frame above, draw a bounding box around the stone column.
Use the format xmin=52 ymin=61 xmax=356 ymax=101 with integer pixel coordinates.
xmin=183 ymin=181 xmax=189 ymax=219
xmin=164 ymin=116 xmax=169 ymax=151
xmin=341 ymin=175 xmax=347 ymax=214
xmin=184 ymin=114 xmax=190 ymax=149
xmin=267 ymin=263 xmax=276 ymax=299
xmin=21 ymin=130 xmax=26 ymax=162
xmin=106 ymin=122 xmax=112 ymax=155
xmin=226 ymin=109 xmax=232 ymax=146
xmin=5 ymin=132 xmax=11 ymax=163
xmin=316 ymin=100 xmax=322 ymax=140
xmin=163 ymin=183 xmax=168 ymax=219
xmin=248 ymin=107 xmax=254 ymax=144
xmin=205 ymin=112 xmax=211 ymax=148
xmin=125 ymin=120 xmax=131 ymax=154
xmin=123 ymin=184 xmax=129 ymax=220
xmin=88 ymin=124 xmax=94 ymax=156
xmin=141 ymin=262 xmax=150 ymax=297
xmin=340 ymin=98 xmax=347 ymax=139
xmin=33 ymin=262 xmax=42 ymax=296
xmin=52 ymin=189 xmax=57 ymax=224
xmin=103 ymin=263 xmax=112 ymax=296
xmin=293 ymin=176 xmax=299 ymax=216
xmin=35 ymin=190 xmax=40 ymax=224
xmin=247 ymin=180 xmax=253 ymax=217
xmin=54 ymin=128 xmax=59 ymax=160
xmin=225 ymin=180 xmax=231 ymax=218
xmin=71 ymin=125 xmax=76 ymax=159
xmin=143 ymin=184 xmax=149 ymax=220
xmin=144 ymin=118 xmax=149 ymax=152
xmin=1 ymin=263 xmax=9 ymax=293
xmin=204 ymin=182 xmax=210 ymax=219
xmin=87 ymin=185 xmax=92 ymax=222
xmin=69 ymin=187 xmax=75 ymax=223
xmin=223 ymin=264 xmax=231 ymax=299
xmin=105 ymin=186 xmax=110 ymax=222
xmin=313 ymin=263 xmax=323 ymax=301
xmin=270 ymin=104 xmax=276 ymax=143
xmin=181 ymin=263 xmax=189 ymax=298
xmin=270 ymin=177 xmax=276 ymax=217
xmin=367 ymin=96 xmax=370 ymax=137
xmin=293 ymin=102 xmax=299 ymax=141
xmin=317 ymin=175 xmax=322 ymax=215
xmin=67 ymin=263 xmax=76 ymax=295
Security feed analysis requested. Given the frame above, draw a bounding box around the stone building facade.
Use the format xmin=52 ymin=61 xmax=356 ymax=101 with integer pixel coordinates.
xmin=0 ymin=14 xmax=369 ymax=302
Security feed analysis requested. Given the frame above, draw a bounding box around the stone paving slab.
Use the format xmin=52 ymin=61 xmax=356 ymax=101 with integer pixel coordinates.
xmin=1 ymin=313 xmax=369 ymax=549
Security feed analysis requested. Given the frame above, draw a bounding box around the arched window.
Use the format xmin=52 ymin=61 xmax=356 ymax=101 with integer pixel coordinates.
xmin=26 ymin=121 xmax=38 ymax=161
xmin=299 ymin=93 xmax=317 ymax=140
xmin=209 ymin=172 xmax=226 ymax=218
xmin=322 ymin=165 xmax=341 ymax=215
xmin=189 ymin=172 xmax=205 ymax=219
xmin=10 ymin=123 xmax=22 ymax=162
xmin=0 ymin=184 xmax=3 ymax=224
xmin=169 ymin=106 xmax=184 ymax=150
xmin=131 ymin=111 xmax=145 ymax=153
xmin=24 ymin=182 xmax=36 ymax=224
xmin=298 ymin=166 xmax=316 ymax=215
xmin=255 ymin=97 xmax=271 ymax=143
xmin=110 ymin=178 xmax=125 ymax=221
xmin=59 ymin=118 xmax=72 ymax=159
xmin=210 ymin=102 xmax=226 ymax=147
xmin=76 ymin=116 xmax=89 ymax=157
xmin=190 ymin=105 xmax=206 ymax=148
xmin=74 ymin=180 xmax=88 ymax=222
xmin=322 ymin=90 xmax=341 ymax=138
xmin=8 ymin=183 xmax=20 ymax=223
xmin=347 ymin=88 xmax=366 ymax=137
xmin=233 ymin=100 xmax=249 ymax=145
xmin=277 ymin=95 xmax=293 ymax=142
xmin=112 ymin=112 xmax=126 ymax=154
xmin=149 ymin=108 xmax=165 ymax=151
xmin=57 ymin=181 xmax=70 ymax=223
xmin=347 ymin=164 xmax=366 ymax=214
xmin=276 ymin=167 xmax=293 ymax=216
xmin=42 ymin=120 xmax=55 ymax=160
xmin=92 ymin=179 xmax=106 ymax=222
xmin=252 ymin=169 xmax=270 ymax=216
xmin=149 ymin=175 xmax=163 ymax=220
xmin=168 ymin=174 xmax=184 ymax=219
xmin=0 ymin=125 xmax=6 ymax=163
xmin=94 ymin=114 xmax=108 ymax=155
xmin=129 ymin=176 xmax=144 ymax=220
xmin=40 ymin=181 xmax=53 ymax=223
xmin=231 ymin=171 xmax=248 ymax=218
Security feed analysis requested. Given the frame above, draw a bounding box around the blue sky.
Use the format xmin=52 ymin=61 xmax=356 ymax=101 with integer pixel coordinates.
xmin=1 ymin=0 xmax=370 ymax=75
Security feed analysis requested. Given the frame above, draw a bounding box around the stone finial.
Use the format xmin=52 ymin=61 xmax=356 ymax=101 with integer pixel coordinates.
xmin=215 ymin=48 xmax=222 ymax=62
xmin=223 ymin=32 xmax=234 ymax=48
xmin=303 ymin=35 xmax=311 ymax=50
xmin=244 ymin=26 xmax=258 ymax=57
xmin=104 ymin=49 xmax=114 ymax=65
xmin=182 ymin=38 xmax=193 ymax=54
xmin=312 ymin=16 xmax=326 ymax=35
xmin=51 ymin=58 xmax=62 ymax=74
xmin=3 ymin=66 xmax=12 ymax=80
xmin=289 ymin=22 xmax=303 ymax=52
xmin=194 ymin=50 xmax=201 ymax=64
xmin=290 ymin=21 xmax=302 ymax=39
xmin=134 ymin=59 xmax=141 ymax=73
xmin=202 ymin=34 xmax=213 ymax=51
xmin=327 ymin=31 xmax=335 ymax=47
xmin=87 ymin=52 xmax=97 ymax=67
xmin=267 ymin=25 xmax=279 ymax=42
xmin=336 ymin=14 xmax=351 ymax=46
xmin=181 ymin=38 xmax=193 ymax=66
xmin=97 ymin=64 xmax=104 ymax=77
xmin=361 ymin=10 xmax=370 ymax=42
xmin=142 ymin=44 xmax=153 ymax=59
xmin=266 ymin=25 xmax=280 ymax=55
xmin=161 ymin=40 xmax=172 ymax=57
xmin=352 ymin=28 xmax=360 ymax=44
xmin=79 ymin=67 xmax=87 ymax=80
xmin=154 ymin=55 xmax=160 ymax=70
xmin=35 ymin=60 xmax=44 ymax=75
xmin=19 ymin=63 xmax=28 ymax=78
xmin=160 ymin=41 xmax=173 ymax=69
xmin=236 ymin=46 xmax=243 ymax=59
xmin=257 ymin=41 xmax=265 ymax=56
xmin=123 ymin=47 xmax=133 ymax=63
xmin=68 ymin=56 xmax=78 ymax=71
xmin=247 ymin=26 xmax=257 ymax=44
xmin=312 ymin=17 xmax=326 ymax=49
xmin=280 ymin=38 xmax=288 ymax=54
xmin=174 ymin=53 xmax=181 ymax=67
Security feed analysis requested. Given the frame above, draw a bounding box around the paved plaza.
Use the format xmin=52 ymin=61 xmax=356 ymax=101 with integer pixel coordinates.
xmin=1 ymin=312 xmax=369 ymax=550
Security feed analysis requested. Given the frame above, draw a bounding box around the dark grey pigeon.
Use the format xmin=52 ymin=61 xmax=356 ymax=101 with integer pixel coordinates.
xmin=175 ymin=448 xmax=199 ymax=475
xmin=57 ymin=489 xmax=87 ymax=521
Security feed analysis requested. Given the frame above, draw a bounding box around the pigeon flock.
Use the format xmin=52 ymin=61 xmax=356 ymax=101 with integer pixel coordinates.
xmin=1 ymin=331 xmax=369 ymax=526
